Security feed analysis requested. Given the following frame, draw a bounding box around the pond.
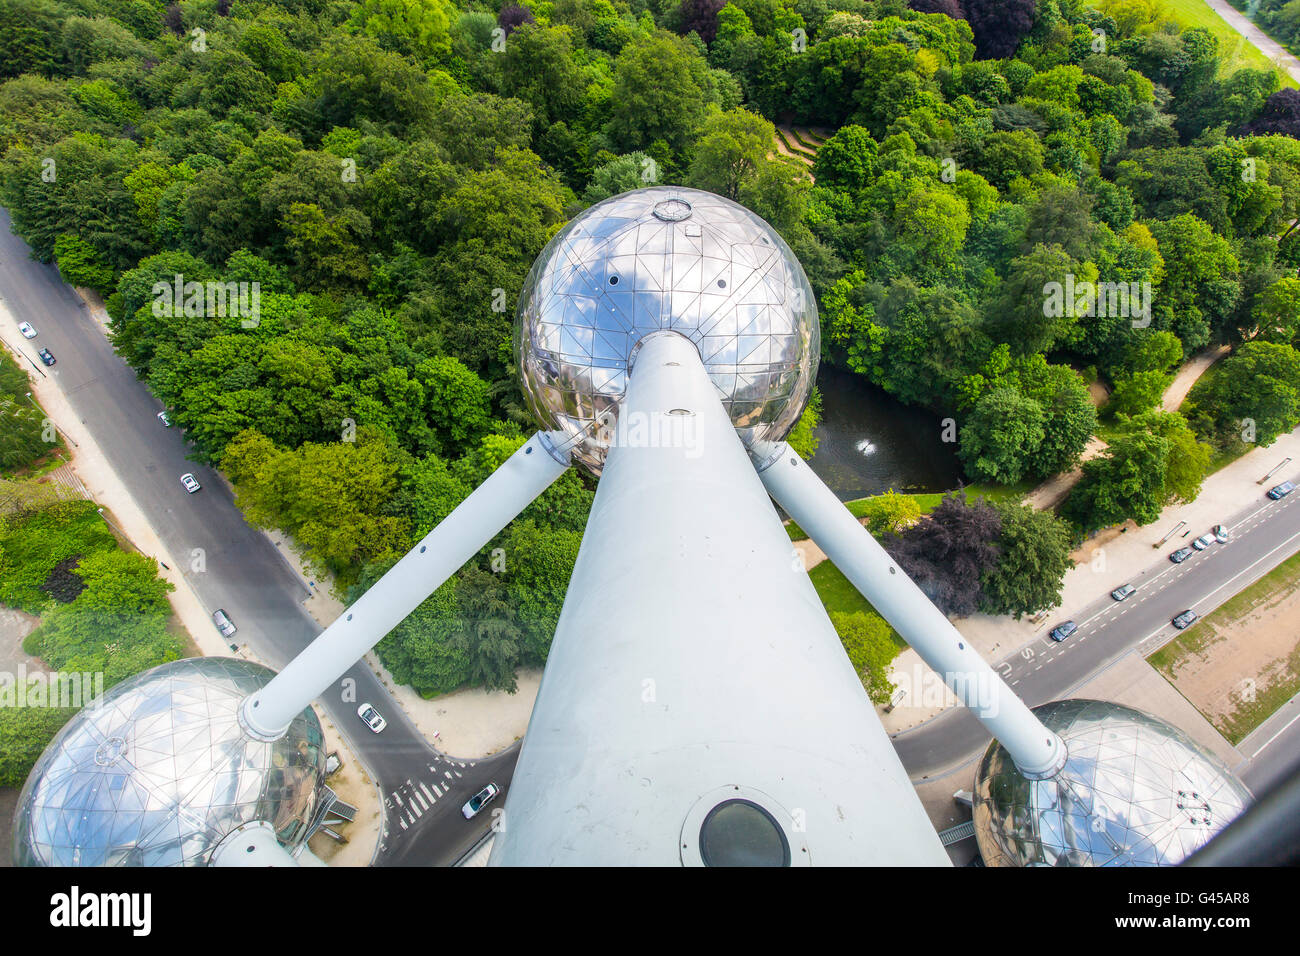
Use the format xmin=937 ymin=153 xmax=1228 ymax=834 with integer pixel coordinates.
xmin=805 ymin=363 xmax=963 ymax=502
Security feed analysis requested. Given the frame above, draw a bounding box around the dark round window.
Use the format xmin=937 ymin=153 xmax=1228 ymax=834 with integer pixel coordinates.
xmin=698 ymin=799 xmax=790 ymax=867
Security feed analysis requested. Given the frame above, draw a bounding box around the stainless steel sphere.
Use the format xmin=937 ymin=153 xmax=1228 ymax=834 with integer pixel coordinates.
xmin=516 ymin=186 xmax=819 ymax=473
xmin=13 ymin=657 xmax=328 ymax=867
xmin=973 ymin=699 xmax=1251 ymax=866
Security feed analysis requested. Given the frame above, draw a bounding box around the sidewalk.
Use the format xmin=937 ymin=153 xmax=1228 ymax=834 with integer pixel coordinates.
xmin=879 ymin=425 xmax=1300 ymax=732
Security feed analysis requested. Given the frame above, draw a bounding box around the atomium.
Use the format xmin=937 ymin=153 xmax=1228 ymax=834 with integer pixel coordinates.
xmin=972 ymin=699 xmax=1251 ymax=866
xmin=515 ymin=186 xmax=819 ymax=474
xmin=13 ymin=657 xmax=327 ymax=867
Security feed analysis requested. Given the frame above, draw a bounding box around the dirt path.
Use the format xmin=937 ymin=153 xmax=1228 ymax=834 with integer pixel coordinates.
xmin=1023 ymin=346 xmax=1229 ymax=511
xmin=1163 ymin=343 xmax=1230 ymax=412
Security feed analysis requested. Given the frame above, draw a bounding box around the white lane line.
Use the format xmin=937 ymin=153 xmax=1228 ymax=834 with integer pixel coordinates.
xmin=431 ymin=783 xmax=443 ymax=798
xmin=444 ymin=770 xmax=453 ymax=780
xmin=410 ymin=800 xmax=424 ymax=818
xmin=419 ymin=782 xmax=435 ymax=803
xmin=1249 ymin=708 xmax=1300 ymax=758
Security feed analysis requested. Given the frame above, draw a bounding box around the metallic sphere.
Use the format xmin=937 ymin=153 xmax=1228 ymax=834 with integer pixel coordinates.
xmin=515 ymin=186 xmax=819 ymax=473
xmin=13 ymin=658 xmax=328 ymax=867
xmin=972 ymin=699 xmax=1251 ymax=866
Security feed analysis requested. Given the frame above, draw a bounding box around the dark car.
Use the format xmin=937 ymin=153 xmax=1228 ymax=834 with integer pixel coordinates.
xmin=1049 ymin=621 xmax=1077 ymax=642
xmin=1169 ymin=547 xmax=1195 ymax=564
xmin=1172 ymin=609 xmax=1198 ymax=630
xmin=1267 ymin=481 xmax=1295 ymax=500
xmin=1110 ymin=583 xmax=1137 ymax=602
xmin=37 ymin=348 xmax=55 ymax=366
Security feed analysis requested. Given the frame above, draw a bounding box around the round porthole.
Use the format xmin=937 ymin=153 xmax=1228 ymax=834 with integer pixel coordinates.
xmin=699 ymin=799 xmax=790 ymax=867
xmin=680 ymin=785 xmax=809 ymax=866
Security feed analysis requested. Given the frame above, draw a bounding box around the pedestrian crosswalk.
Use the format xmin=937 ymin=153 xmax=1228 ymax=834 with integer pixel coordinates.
xmin=385 ymin=758 xmax=471 ymax=830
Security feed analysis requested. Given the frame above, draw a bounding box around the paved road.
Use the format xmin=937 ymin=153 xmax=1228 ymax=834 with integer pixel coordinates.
xmin=893 ymin=481 xmax=1300 ymax=778
xmin=0 ymin=210 xmax=503 ymax=864
xmin=1237 ymin=691 xmax=1300 ymax=796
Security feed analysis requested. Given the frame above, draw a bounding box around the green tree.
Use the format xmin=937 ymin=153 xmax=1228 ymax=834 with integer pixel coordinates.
xmin=1107 ymin=369 xmax=1171 ymax=418
xmin=980 ymin=501 xmax=1074 ymax=619
xmin=958 ymin=386 xmax=1045 ymax=485
xmin=687 ymin=107 xmax=774 ymax=201
xmin=606 ymin=31 xmax=716 ymax=158
xmin=829 ymin=610 xmax=897 ymax=705
xmin=1062 ymin=430 xmax=1169 ymax=532
xmin=856 ymin=489 xmax=921 ymax=537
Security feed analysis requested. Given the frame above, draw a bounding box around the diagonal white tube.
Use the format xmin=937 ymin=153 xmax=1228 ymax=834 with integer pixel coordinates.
xmin=240 ymin=432 xmax=571 ymax=739
xmin=753 ymin=442 xmax=1066 ymax=778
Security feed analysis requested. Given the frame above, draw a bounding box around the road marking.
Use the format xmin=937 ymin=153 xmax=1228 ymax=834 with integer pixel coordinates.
xmin=411 ymin=790 xmax=427 ymax=811
xmin=444 ymin=770 xmax=453 ymax=780
xmin=1249 ymin=708 xmax=1300 ymax=759
xmin=419 ymin=782 xmax=435 ymax=803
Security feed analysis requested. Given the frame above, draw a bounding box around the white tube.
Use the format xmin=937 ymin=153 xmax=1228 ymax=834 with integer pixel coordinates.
xmin=240 ymin=432 xmax=570 ymax=739
xmin=491 ymin=333 xmax=949 ymax=865
xmin=753 ymin=442 xmax=1065 ymax=778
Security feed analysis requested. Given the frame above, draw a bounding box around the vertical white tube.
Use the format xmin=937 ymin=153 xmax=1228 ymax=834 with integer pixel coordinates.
xmin=240 ymin=432 xmax=570 ymax=739
xmin=753 ymin=442 xmax=1065 ymax=778
xmin=491 ymin=333 xmax=949 ymax=865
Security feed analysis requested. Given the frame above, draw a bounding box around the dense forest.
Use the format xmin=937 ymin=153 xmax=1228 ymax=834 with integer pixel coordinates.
xmin=1 ymin=0 xmax=1299 ymax=696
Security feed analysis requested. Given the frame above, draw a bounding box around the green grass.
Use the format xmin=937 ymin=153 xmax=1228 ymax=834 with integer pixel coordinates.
xmin=807 ymin=560 xmax=908 ymax=652
xmin=1148 ymin=546 xmax=1300 ymax=743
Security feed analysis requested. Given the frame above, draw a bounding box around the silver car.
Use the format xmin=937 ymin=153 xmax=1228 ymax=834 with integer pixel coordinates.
xmin=212 ymin=609 xmax=236 ymax=638
xmin=180 ymin=473 xmax=200 ymax=493
xmin=462 ymin=782 xmax=500 ymax=819
xmin=1191 ymin=533 xmax=1216 ymax=551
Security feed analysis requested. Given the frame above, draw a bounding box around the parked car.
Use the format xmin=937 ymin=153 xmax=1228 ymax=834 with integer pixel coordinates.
xmin=180 ymin=473 xmax=201 ymax=493
xmin=1110 ymin=583 xmax=1137 ymax=602
xmin=17 ymin=321 xmax=36 ymax=338
xmin=1213 ymin=524 xmax=1229 ymax=544
xmin=157 ymin=410 xmax=172 ymax=427
xmin=357 ymin=703 xmax=386 ymax=733
xmin=37 ymin=348 xmax=55 ymax=366
xmin=211 ymin=609 xmax=236 ymax=638
xmin=1169 ymin=547 xmax=1195 ymax=564
xmin=1049 ymin=621 xmax=1077 ymax=642
xmin=1172 ymin=609 xmax=1198 ymax=630
xmin=1267 ymin=481 xmax=1295 ymax=500
xmin=461 ymin=782 xmax=501 ymax=820
xmin=1191 ymin=532 xmax=1216 ymax=551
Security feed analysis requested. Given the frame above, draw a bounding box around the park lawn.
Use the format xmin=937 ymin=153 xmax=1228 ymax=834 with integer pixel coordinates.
xmin=1127 ymin=0 xmax=1299 ymax=87
xmin=807 ymin=559 xmax=908 ymax=653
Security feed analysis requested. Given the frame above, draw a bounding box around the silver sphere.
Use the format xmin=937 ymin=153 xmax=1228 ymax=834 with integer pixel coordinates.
xmin=515 ymin=186 xmax=819 ymax=474
xmin=973 ymin=699 xmax=1251 ymax=866
xmin=13 ymin=658 xmax=328 ymax=867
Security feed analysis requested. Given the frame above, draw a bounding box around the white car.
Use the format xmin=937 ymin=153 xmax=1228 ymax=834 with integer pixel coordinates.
xmin=180 ymin=473 xmax=201 ymax=493
xmin=17 ymin=322 xmax=36 ymax=339
xmin=357 ymin=703 xmax=386 ymax=733
xmin=461 ymin=782 xmax=500 ymax=819
xmin=157 ymin=410 xmax=172 ymax=427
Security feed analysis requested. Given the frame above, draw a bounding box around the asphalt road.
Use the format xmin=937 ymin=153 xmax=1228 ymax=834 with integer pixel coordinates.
xmin=0 ymin=210 xmax=503 ymax=865
xmin=892 ymin=481 xmax=1300 ymax=779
